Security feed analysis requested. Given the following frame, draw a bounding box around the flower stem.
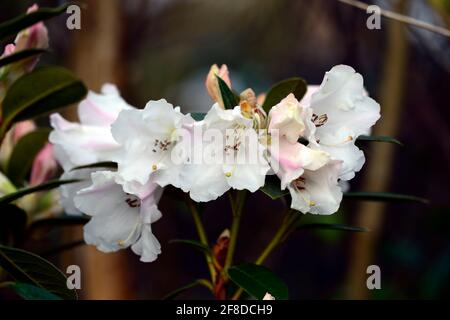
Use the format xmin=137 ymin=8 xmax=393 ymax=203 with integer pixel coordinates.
xmin=231 ymin=209 xmax=300 ymax=300
xmin=224 ymin=191 xmax=247 ymax=272
xmin=187 ymin=197 xmax=217 ymax=284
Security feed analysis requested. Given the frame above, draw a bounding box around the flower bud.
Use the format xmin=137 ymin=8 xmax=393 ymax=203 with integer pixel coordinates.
xmin=205 ymin=64 xmax=232 ymax=108
xmin=30 ymin=143 xmax=57 ymax=186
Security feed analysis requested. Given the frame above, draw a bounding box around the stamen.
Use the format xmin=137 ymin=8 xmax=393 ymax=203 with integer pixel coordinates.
xmin=312 ymin=113 xmax=328 ymax=127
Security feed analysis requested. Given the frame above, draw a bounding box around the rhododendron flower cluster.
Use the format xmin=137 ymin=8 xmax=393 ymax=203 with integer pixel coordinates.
xmin=50 ymin=64 xmax=380 ymax=262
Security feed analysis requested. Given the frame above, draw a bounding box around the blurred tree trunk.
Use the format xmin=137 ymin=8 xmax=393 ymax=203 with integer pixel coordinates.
xmin=345 ymin=0 xmax=409 ymax=299
xmin=63 ymin=0 xmax=131 ymax=300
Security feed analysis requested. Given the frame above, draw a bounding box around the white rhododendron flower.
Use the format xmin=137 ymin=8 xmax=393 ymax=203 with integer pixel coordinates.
xmin=268 ymin=94 xmax=329 ymax=189
xmin=179 ymin=104 xmax=270 ymax=202
xmin=49 ymin=84 xmax=133 ymax=171
xmin=288 ymin=160 xmax=343 ymax=215
xmin=47 ymin=63 xmax=381 ymax=265
xmin=307 ymin=65 xmax=381 ymax=180
xmin=111 ymin=99 xmax=194 ymax=190
xmin=74 ymin=171 xmax=163 ymax=262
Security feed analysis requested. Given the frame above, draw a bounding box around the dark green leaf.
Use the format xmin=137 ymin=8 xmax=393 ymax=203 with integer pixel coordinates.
xmin=6 ymin=128 xmax=50 ymax=186
xmin=6 ymin=282 xmax=62 ymax=300
xmin=190 ymin=112 xmax=206 ymax=121
xmin=0 ymin=49 xmax=46 ymax=68
xmin=356 ymin=135 xmax=403 ymax=146
xmin=344 ymin=192 xmax=429 ymax=204
xmin=0 ymin=4 xmax=70 ymax=40
xmin=217 ymin=76 xmax=238 ymax=109
xmin=71 ymin=161 xmax=117 ymax=171
xmin=169 ymin=239 xmax=211 ymax=255
xmin=0 ymin=179 xmax=80 ymax=206
xmin=262 ymin=77 xmax=307 ymax=113
xmin=0 ymin=204 xmax=27 ymax=245
xmin=162 ymin=279 xmax=211 ymax=300
xmin=296 ymin=223 xmax=369 ymax=233
xmin=0 ymin=245 xmax=76 ymax=300
xmin=0 ymin=66 xmax=87 ymax=137
xmin=228 ymin=263 xmax=288 ymax=300
xmin=260 ymin=175 xmax=289 ymax=200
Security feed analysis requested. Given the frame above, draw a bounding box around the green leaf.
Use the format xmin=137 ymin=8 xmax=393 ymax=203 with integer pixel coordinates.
xmin=71 ymin=161 xmax=117 ymax=171
xmin=0 ymin=245 xmax=76 ymax=300
xmin=0 ymin=204 xmax=27 ymax=245
xmin=0 ymin=179 xmax=80 ymax=206
xmin=228 ymin=263 xmax=288 ymax=300
xmin=296 ymin=223 xmax=369 ymax=233
xmin=344 ymin=192 xmax=429 ymax=204
xmin=356 ymin=135 xmax=403 ymax=146
xmin=260 ymin=175 xmax=289 ymax=200
xmin=0 ymin=4 xmax=70 ymax=40
xmin=0 ymin=49 xmax=46 ymax=68
xmin=162 ymin=279 xmax=212 ymax=300
xmin=6 ymin=282 xmax=62 ymax=300
xmin=6 ymin=128 xmax=50 ymax=186
xmin=262 ymin=77 xmax=307 ymax=113
xmin=169 ymin=239 xmax=211 ymax=255
xmin=217 ymin=76 xmax=238 ymax=109
xmin=0 ymin=66 xmax=87 ymax=137
xmin=190 ymin=112 xmax=206 ymax=121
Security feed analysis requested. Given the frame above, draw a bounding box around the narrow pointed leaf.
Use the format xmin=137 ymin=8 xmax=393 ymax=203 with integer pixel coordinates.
xmin=0 ymin=179 xmax=80 ymax=206
xmin=344 ymin=192 xmax=429 ymax=204
xmin=262 ymin=77 xmax=307 ymax=113
xmin=0 ymin=66 xmax=87 ymax=137
xmin=7 ymin=282 xmax=62 ymax=300
xmin=228 ymin=263 xmax=289 ymax=300
xmin=169 ymin=239 xmax=211 ymax=255
xmin=0 ymin=4 xmax=70 ymax=40
xmin=0 ymin=245 xmax=76 ymax=300
xmin=0 ymin=49 xmax=46 ymax=68
xmin=357 ymin=135 xmax=403 ymax=146
xmin=162 ymin=279 xmax=212 ymax=300
xmin=71 ymin=161 xmax=117 ymax=171
xmin=296 ymin=223 xmax=369 ymax=232
xmin=217 ymin=76 xmax=238 ymax=109
xmin=6 ymin=128 xmax=50 ymax=186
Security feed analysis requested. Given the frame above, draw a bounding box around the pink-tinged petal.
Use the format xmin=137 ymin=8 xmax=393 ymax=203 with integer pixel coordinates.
xmin=2 ymin=44 xmax=16 ymax=57
xmin=271 ymin=137 xmax=329 ymax=189
xmin=30 ymin=143 xmax=57 ymax=186
xmin=78 ymin=84 xmax=134 ymax=126
xmin=12 ymin=121 xmax=36 ymax=143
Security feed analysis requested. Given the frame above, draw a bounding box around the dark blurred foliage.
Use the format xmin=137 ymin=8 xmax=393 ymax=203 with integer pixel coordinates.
xmin=0 ymin=0 xmax=449 ymax=299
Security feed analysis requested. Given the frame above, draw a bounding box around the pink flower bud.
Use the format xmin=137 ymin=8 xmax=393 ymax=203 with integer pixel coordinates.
xmin=14 ymin=4 xmax=49 ymax=72
xmin=205 ymin=64 xmax=232 ymax=108
xmin=12 ymin=120 xmax=36 ymax=143
xmin=30 ymin=143 xmax=57 ymax=186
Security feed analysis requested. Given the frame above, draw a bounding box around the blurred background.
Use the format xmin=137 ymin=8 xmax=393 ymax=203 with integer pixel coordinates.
xmin=1 ymin=0 xmax=449 ymax=299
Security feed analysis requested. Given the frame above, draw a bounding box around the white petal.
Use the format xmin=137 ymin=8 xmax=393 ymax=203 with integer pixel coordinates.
xmin=58 ymin=168 xmax=97 ymax=216
xmin=268 ymin=94 xmax=306 ymax=144
xmin=111 ymin=99 xmax=193 ymax=187
xmin=289 ymin=160 xmax=343 ymax=215
xmin=49 ymin=114 xmax=119 ymax=170
xmin=78 ymin=84 xmax=133 ymax=127
xmin=131 ymin=224 xmax=161 ymax=263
